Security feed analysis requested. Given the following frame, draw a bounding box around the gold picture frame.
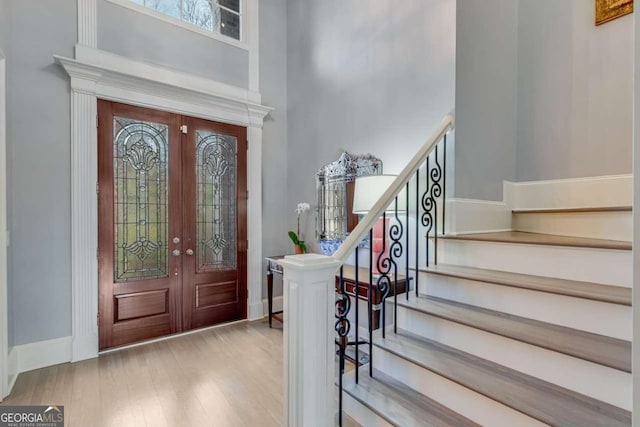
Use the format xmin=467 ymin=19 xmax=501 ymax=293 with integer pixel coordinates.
xmin=596 ymin=0 xmax=633 ymax=26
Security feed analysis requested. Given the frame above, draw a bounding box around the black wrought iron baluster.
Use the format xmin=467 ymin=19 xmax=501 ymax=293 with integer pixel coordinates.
xmin=335 ymin=266 xmax=348 ymax=427
xmin=430 ymin=144 xmax=443 ymax=265
xmin=415 ymin=169 xmax=420 ymax=297
xmin=354 ymin=249 xmax=359 ymax=384
xmin=442 ymin=134 xmax=447 ymax=236
xmin=390 ymin=197 xmax=403 ymax=334
xmin=376 ymin=212 xmax=393 ymax=339
xmin=405 ymin=182 xmax=410 ymax=301
xmin=368 ymin=228 xmax=374 ymax=377
xmin=422 ymin=158 xmax=433 ymax=268
xmin=335 ymin=266 xmax=352 ymax=427
xmin=335 ymin=266 xmax=350 ymax=369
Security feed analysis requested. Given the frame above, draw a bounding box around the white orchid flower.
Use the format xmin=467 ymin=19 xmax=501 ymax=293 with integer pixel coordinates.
xmin=295 ymin=202 xmax=311 ymax=214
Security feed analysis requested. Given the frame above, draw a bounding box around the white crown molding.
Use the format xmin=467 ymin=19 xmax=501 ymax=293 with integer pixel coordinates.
xmin=55 ymin=47 xmax=271 ymax=362
xmin=60 ymin=45 xmax=269 ymax=121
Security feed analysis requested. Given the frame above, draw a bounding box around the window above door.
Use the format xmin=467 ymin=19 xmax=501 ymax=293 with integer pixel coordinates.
xmin=107 ymin=0 xmax=245 ymax=48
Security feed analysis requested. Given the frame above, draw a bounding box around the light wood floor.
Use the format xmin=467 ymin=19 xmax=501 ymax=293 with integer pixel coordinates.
xmin=3 ymin=319 xmax=360 ymax=426
xmin=4 ymin=320 xmax=285 ymax=426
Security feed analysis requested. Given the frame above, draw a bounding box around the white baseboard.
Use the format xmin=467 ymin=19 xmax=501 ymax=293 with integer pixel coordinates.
xmin=71 ymin=332 xmax=99 ymax=362
xmin=445 ymin=198 xmax=512 ymax=235
xmin=14 ymin=336 xmax=72 ymax=374
xmin=249 ymin=301 xmax=265 ymax=321
xmin=6 ymin=346 xmax=17 ymax=397
xmin=263 ymin=296 xmax=283 ymax=316
xmin=504 ymin=174 xmax=632 ymax=211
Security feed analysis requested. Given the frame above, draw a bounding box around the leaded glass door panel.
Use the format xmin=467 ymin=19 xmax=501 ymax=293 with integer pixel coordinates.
xmin=181 ymin=117 xmax=247 ymax=330
xmin=98 ymin=101 xmax=247 ymax=350
xmin=98 ymin=101 xmax=183 ymax=349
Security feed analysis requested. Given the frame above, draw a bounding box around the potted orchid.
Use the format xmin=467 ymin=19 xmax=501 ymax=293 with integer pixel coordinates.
xmin=289 ymin=202 xmax=311 ymax=254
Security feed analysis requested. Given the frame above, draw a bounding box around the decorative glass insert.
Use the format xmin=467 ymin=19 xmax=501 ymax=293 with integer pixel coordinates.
xmin=113 ymin=116 xmax=169 ymax=282
xmin=128 ymin=0 xmax=242 ymax=41
xmin=196 ymin=130 xmax=237 ymax=271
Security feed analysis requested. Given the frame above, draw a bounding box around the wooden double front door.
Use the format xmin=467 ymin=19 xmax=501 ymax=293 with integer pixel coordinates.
xmin=97 ymin=101 xmax=247 ymax=350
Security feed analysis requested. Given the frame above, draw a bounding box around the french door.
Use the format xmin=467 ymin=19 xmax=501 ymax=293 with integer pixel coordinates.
xmin=97 ymin=100 xmax=247 ymax=350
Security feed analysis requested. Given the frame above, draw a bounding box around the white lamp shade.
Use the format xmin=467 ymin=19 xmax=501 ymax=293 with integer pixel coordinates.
xmin=352 ymin=175 xmax=407 ymax=214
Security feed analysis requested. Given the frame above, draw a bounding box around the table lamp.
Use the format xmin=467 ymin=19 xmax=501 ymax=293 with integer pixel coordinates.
xmin=352 ymin=175 xmax=407 ymax=274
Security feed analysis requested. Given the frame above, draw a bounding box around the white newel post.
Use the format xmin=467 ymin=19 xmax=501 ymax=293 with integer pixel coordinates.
xmin=279 ymin=254 xmax=341 ymax=427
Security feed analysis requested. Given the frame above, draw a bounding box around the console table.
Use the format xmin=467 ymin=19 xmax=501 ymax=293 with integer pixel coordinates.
xmin=336 ymin=264 xmax=410 ymax=329
xmin=265 ymin=255 xmax=411 ymax=329
xmin=265 ymin=255 xmax=286 ymax=327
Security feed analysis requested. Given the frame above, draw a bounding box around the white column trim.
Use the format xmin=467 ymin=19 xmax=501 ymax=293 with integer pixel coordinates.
xmin=55 ymin=49 xmax=271 ymax=361
xmin=78 ymin=0 xmax=97 ymax=48
xmin=247 ymin=0 xmax=260 ymax=92
xmin=0 ymin=50 xmax=8 ymax=398
xmin=279 ymin=254 xmax=341 ymax=427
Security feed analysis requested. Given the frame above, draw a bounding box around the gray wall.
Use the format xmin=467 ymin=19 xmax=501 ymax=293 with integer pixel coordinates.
xmin=286 ymin=0 xmax=456 ymax=243
xmin=259 ymin=0 xmax=289 ymax=297
xmin=454 ymin=0 xmax=518 ymax=200
xmin=0 ymin=0 xmax=10 ymax=348
xmin=5 ymin=0 xmax=76 ymax=346
xmin=3 ymin=0 xmax=288 ymax=346
xmin=0 ymin=0 xmax=8 ymax=53
xmin=97 ymin=0 xmax=249 ymax=88
xmin=516 ymin=0 xmax=633 ymax=181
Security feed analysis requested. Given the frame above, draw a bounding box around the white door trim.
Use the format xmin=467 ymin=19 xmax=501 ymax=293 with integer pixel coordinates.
xmin=0 ymin=50 xmax=8 ymax=398
xmin=55 ymin=46 xmax=271 ymax=362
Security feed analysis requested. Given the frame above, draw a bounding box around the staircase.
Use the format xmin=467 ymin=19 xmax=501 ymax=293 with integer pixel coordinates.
xmin=342 ymin=219 xmax=632 ymax=426
xmin=278 ymin=115 xmax=633 ymax=427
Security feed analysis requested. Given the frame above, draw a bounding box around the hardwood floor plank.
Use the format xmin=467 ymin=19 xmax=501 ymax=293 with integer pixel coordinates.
xmin=1 ymin=320 xmax=283 ymax=427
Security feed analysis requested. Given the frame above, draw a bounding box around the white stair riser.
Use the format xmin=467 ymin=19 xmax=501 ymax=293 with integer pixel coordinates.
xmin=372 ymin=346 xmax=549 ymax=427
xmin=342 ymin=393 xmax=393 ymax=427
xmin=437 ymin=240 xmax=632 ymax=286
xmin=419 ymin=273 xmax=632 ymax=340
xmin=396 ymin=308 xmax=632 ymax=410
xmin=513 ymin=211 xmax=632 ymax=242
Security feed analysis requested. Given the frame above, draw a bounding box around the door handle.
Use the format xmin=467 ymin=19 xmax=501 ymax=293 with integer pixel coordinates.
xmin=186 ymin=249 xmax=194 ymax=256
xmin=172 ymin=249 xmax=181 ymax=256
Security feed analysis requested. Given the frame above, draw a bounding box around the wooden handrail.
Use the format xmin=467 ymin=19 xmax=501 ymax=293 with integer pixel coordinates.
xmin=332 ymin=114 xmax=454 ymax=263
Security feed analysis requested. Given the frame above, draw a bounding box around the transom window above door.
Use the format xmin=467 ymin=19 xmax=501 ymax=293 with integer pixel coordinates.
xmin=119 ymin=0 xmax=242 ymax=41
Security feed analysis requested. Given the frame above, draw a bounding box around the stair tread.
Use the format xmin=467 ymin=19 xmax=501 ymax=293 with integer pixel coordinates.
xmin=442 ymin=231 xmax=631 ymax=250
xmin=396 ymin=295 xmax=631 ymax=372
xmin=342 ymin=368 xmax=481 ymax=427
xmin=420 ymin=264 xmax=631 ymax=306
xmin=512 ymin=206 xmax=632 ymax=214
xmin=374 ymin=330 xmax=631 ymax=427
